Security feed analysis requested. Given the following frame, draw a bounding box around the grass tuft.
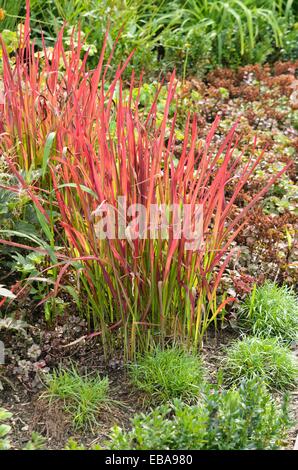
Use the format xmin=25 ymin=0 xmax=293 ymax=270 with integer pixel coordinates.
xmin=45 ymin=365 xmax=111 ymax=430
xmin=222 ymin=336 xmax=298 ymax=392
xmin=129 ymin=346 xmax=205 ymax=404
xmin=238 ymin=282 xmax=298 ymax=343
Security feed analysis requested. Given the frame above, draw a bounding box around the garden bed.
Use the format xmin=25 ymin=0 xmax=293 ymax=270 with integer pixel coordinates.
xmin=0 ymin=1 xmax=298 ymax=452
xmin=1 ymin=317 xmax=297 ymax=450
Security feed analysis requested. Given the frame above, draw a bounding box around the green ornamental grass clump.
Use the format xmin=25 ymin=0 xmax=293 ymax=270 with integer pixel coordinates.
xmin=129 ymin=346 xmax=205 ymax=404
xmin=45 ymin=365 xmax=110 ymax=430
xmin=222 ymin=336 xmax=298 ymax=392
xmin=103 ymin=379 xmax=289 ymax=450
xmin=239 ymin=282 xmax=298 ymax=344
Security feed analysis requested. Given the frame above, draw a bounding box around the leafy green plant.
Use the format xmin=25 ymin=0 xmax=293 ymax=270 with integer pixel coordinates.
xmin=64 ymin=438 xmax=88 ymax=450
xmin=29 ymin=0 xmax=164 ymax=75
xmin=263 ymin=177 xmax=298 ymax=215
xmin=64 ymin=438 xmax=101 ymax=450
xmin=129 ymin=346 xmax=205 ymax=404
xmin=154 ymin=0 xmax=287 ymax=66
xmin=44 ymin=365 xmax=111 ymax=430
xmin=222 ymin=336 xmax=298 ymax=392
xmin=238 ymin=282 xmax=298 ymax=344
xmin=103 ymin=379 xmax=290 ymax=450
xmin=0 ymin=155 xmax=53 ymax=307
xmin=23 ymin=432 xmax=46 ymax=450
xmin=0 ymin=159 xmax=30 ymax=231
xmin=0 ymin=28 xmax=19 ymax=62
xmin=281 ymin=18 xmax=298 ymax=60
xmin=157 ymin=0 xmax=298 ymax=67
xmin=0 ymin=408 xmax=12 ymax=450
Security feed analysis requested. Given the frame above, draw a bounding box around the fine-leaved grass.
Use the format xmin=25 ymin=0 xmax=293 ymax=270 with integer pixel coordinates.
xmin=238 ymin=282 xmax=298 ymax=344
xmin=129 ymin=346 xmax=205 ymax=404
xmin=44 ymin=365 xmax=111 ymax=430
xmin=222 ymin=336 xmax=298 ymax=392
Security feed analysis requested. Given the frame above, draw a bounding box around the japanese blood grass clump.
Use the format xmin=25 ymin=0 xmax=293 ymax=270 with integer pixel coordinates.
xmin=129 ymin=346 xmax=205 ymax=404
xmin=102 ymin=379 xmax=290 ymax=450
xmin=238 ymin=282 xmax=298 ymax=344
xmin=0 ymin=7 xmax=292 ymax=359
xmin=222 ymin=336 xmax=298 ymax=392
xmin=44 ymin=365 xmax=111 ymax=430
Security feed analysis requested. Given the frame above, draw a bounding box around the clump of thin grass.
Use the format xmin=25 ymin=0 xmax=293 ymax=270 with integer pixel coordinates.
xmin=44 ymin=365 xmax=111 ymax=430
xmin=222 ymin=336 xmax=298 ymax=392
xmin=129 ymin=346 xmax=205 ymax=404
xmin=238 ymin=282 xmax=298 ymax=344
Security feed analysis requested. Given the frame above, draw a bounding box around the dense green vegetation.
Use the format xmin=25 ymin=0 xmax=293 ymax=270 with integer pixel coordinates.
xmin=239 ymin=282 xmax=298 ymax=343
xmin=1 ymin=1 xmax=298 ymax=78
xmin=129 ymin=347 xmax=205 ymax=403
xmin=222 ymin=336 xmax=298 ymax=391
xmin=103 ymin=380 xmax=290 ymax=450
xmin=45 ymin=365 xmax=111 ymax=429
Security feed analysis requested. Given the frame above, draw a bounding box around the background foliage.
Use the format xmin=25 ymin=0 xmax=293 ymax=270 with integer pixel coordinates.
xmin=1 ymin=1 xmax=298 ymax=78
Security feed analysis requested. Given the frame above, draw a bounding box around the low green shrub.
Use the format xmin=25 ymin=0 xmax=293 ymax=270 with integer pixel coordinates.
xmin=129 ymin=346 xmax=205 ymax=404
xmin=222 ymin=336 xmax=298 ymax=392
xmin=103 ymin=379 xmax=289 ymax=450
xmin=238 ymin=282 xmax=298 ymax=344
xmin=44 ymin=365 xmax=111 ymax=430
